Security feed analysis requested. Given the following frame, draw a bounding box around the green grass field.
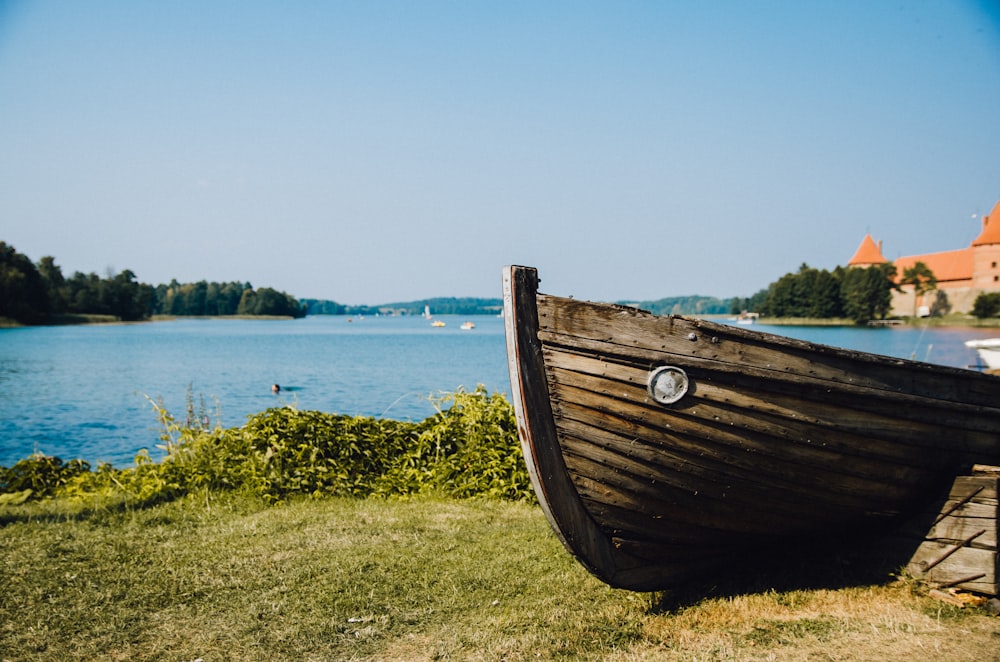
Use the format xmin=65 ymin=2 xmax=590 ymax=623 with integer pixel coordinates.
xmin=2 ymin=493 xmax=998 ymax=661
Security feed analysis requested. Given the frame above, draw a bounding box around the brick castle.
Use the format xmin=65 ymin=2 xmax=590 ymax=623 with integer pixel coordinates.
xmin=847 ymin=199 xmax=1000 ymax=316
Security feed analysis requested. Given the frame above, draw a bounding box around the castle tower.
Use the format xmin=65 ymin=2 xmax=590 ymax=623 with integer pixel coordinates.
xmin=847 ymin=234 xmax=888 ymax=267
xmin=971 ymin=200 xmax=1000 ymax=290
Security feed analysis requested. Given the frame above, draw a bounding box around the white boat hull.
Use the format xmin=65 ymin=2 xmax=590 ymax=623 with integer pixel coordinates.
xmin=965 ymin=339 xmax=1000 ymax=369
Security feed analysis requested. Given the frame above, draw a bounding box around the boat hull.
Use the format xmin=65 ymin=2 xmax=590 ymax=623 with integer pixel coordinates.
xmin=503 ymin=265 xmax=1000 ymax=590
xmin=966 ymin=339 xmax=1000 ymax=370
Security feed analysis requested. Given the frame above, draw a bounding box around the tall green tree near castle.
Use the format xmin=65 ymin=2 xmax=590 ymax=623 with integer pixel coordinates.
xmin=900 ymin=261 xmax=937 ymax=317
xmin=751 ymin=262 xmax=900 ymax=324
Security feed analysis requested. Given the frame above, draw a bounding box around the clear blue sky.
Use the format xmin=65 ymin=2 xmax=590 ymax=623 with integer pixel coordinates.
xmin=2 ymin=1 xmax=998 ymax=305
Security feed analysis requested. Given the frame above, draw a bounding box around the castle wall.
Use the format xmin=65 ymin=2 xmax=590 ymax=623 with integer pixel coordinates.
xmin=972 ymin=244 xmax=1000 ymax=290
xmin=892 ymin=284 xmax=983 ymax=317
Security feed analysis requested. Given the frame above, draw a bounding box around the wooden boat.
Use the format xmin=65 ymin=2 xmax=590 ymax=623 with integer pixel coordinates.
xmin=502 ymin=265 xmax=1000 ymax=591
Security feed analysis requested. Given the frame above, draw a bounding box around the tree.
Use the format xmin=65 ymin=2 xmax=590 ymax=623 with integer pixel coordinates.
xmin=758 ymin=264 xmax=842 ymax=319
xmin=0 ymin=242 xmax=50 ymax=323
xmin=106 ymin=269 xmax=153 ymax=321
xmin=972 ymin=292 xmax=1000 ymax=319
xmin=900 ymin=261 xmax=937 ymax=317
xmin=762 ymin=270 xmax=799 ymax=317
xmin=36 ymin=256 xmax=67 ymax=314
xmin=65 ymin=271 xmax=100 ymax=314
xmin=840 ymin=264 xmax=897 ymax=324
xmin=810 ymin=268 xmax=844 ymax=318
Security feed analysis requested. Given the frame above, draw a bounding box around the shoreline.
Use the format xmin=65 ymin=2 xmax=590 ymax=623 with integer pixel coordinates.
xmin=701 ymin=314 xmax=1000 ymax=329
xmin=8 ymin=313 xmax=1000 ymax=330
xmin=0 ymin=313 xmax=300 ymax=328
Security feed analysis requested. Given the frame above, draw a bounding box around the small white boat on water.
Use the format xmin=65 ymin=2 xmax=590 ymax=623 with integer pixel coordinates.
xmin=461 ymin=321 xmax=475 ymax=330
xmin=965 ymin=338 xmax=1000 ymax=369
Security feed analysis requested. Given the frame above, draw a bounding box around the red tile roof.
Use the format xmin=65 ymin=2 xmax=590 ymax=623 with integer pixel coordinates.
xmin=847 ymin=234 xmax=888 ymax=266
xmin=972 ymin=200 xmax=1000 ymax=246
xmin=893 ymin=248 xmax=973 ymax=284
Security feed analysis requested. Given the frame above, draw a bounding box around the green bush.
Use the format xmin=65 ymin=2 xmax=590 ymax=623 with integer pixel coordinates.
xmin=0 ymin=453 xmax=90 ymax=499
xmin=375 ymin=387 xmax=534 ymax=500
xmin=239 ymin=408 xmax=419 ymax=499
xmin=972 ymin=292 xmax=1000 ymax=319
xmin=0 ymin=387 xmax=535 ymax=507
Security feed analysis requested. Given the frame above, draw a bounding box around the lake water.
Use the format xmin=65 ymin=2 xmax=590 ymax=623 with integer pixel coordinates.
xmin=0 ymin=315 xmax=510 ymax=467
xmin=1 ymin=315 xmax=997 ymax=467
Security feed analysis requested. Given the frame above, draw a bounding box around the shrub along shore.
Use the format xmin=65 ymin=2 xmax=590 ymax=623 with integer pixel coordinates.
xmin=2 ymin=388 xmax=998 ymax=659
xmin=0 ymin=387 xmax=531 ymax=506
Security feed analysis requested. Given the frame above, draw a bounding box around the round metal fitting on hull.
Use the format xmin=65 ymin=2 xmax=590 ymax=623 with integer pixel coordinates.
xmin=647 ymin=366 xmax=690 ymax=405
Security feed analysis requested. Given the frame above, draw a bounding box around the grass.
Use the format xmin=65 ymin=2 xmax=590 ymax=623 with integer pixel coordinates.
xmin=2 ymin=493 xmax=997 ymax=661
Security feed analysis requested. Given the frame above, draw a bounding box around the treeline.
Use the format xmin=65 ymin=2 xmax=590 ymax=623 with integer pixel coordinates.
xmin=1 ymin=242 xmax=304 ymax=324
xmin=303 ymin=295 xmax=734 ymax=317
xmin=155 ymin=280 xmax=304 ymax=318
xmin=301 ymin=296 xmax=503 ymax=317
xmin=733 ymin=263 xmax=901 ymax=323
xmin=625 ymin=295 xmax=735 ymax=316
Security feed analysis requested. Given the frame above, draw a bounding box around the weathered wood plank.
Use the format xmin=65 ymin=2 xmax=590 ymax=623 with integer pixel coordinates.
xmin=926 ymin=518 xmax=997 ymax=549
xmin=907 ymin=542 xmax=998 ymax=594
xmin=538 ymin=295 xmax=1000 ymax=409
xmin=554 ymin=406 xmax=927 ymax=521
xmin=949 ymin=475 xmax=999 ymax=501
xmin=896 ymin=511 xmax=998 ymax=548
xmin=549 ymin=376 xmax=941 ymax=504
xmin=545 ymin=348 xmax=995 ymax=465
xmin=538 ymin=326 xmax=1000 ymax=444
xmin=973 ymin=465 xmax=1000 ymax=477
xmin=562 ymin=449 xmax=887 ymax=537
xmin=575 ymin=492 xmax=738 ymax=546
xmin=554 ymin=409 xmax=897 ymax=513
xmin=560 ymin=430 xmax=860 ymax=525
xmin=548 ymin=362 xmax=946 ymax=482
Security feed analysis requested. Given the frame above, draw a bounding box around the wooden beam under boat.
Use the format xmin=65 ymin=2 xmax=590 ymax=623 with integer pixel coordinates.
xmin=502 ymin=265 xmax=1000 ymax=591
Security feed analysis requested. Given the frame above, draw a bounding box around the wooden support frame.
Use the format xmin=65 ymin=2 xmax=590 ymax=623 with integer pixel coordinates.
xmin=905 ymin=466 xmax=999 ymax=596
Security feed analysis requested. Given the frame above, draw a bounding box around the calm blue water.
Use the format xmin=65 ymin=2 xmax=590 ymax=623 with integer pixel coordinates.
xmin=0 ymin=315 xmax=509 ymax=467
xmin=1 ymin=315 xmax=996 ymax=467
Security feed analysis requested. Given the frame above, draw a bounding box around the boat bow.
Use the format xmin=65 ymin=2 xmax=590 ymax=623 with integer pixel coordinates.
xmin=503 ymin=265 xmax=1000 ymax=591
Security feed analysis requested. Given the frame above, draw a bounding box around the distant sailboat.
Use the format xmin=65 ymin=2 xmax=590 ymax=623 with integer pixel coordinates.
xmin=423 ymin=305 xmax=432 ymax=319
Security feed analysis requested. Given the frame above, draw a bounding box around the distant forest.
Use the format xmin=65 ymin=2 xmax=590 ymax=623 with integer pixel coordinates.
xmin=290 ymin=262 xmax=944 ymax=324
xmin=5 ymin=240 xmax=934 ymax=327
xmin=0 ymin=242 xmax=304 ymax=324
xmin=300 ymin=297 xmax=504 ymax=317
xmin=622 ymin=295 xmax=737 ymax=316
xmin=300 ymin=295 xmax=738 ymax=317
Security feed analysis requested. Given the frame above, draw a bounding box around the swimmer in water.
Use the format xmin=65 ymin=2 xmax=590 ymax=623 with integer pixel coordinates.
xmin=272 ymin=384 xmax=280 ymax=394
